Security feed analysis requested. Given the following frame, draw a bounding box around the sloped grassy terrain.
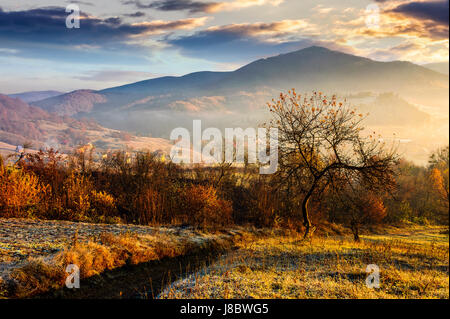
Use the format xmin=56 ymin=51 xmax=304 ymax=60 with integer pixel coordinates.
xmin=1 ymin=219 xmax=447 ymax=299
xmin=0 ymin=218 xmax=259 ymax=298
xmin=160 ymin=225 xmax=449 ymax=299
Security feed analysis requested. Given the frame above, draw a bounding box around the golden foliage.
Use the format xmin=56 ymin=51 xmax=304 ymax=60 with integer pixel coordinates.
xmin=180 ymin=184 xmax=233 ymax=229
xmin=0 ymin=165 xmax=47 ymax=217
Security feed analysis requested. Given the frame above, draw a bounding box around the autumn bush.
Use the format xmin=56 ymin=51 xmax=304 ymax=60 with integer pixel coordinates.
xmin=179 ymin=184 xmax=233 ymax=229
xmin=0 ymin=163 xmax=47 ymax=217
xmin=63 ymin=173 xmax=93 ymax=220
xmin=89 ymin=190 xmax=117 ymax=219
xmin=385 ymin=151 xmax=449 ymax=225
xmin=130 ymin=187 xmax=169 ymax=224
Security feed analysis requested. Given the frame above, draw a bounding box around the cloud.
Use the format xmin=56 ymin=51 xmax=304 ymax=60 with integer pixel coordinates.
xmin=0 ymin=48 xmax=19 ymax=54
xmin=166 ymin=20 xmax=315 ymax=55
xmin=363 ymin=0 xmax=449 ymax=40
xmin=0 ymin=7 xmax=208 ymax=46
xmin=124 ymin=11 xmax=146 ymax=17
xmin=74 ymin=70 xmax=157 ymax=82
xmin=220 ymin=0 xmax=284 ymax=11
xmin=165 ymin=20 xmax=356 ymax=63
xmin=131 ymin=0 xmax=222 ymax=13
xmin=389 ymin=0 xmax=449 ymax=26
xmin=192 ymin=20 xmax=316 ymax=38
xmin=311 ymin=4 xmax=335 ymax=15
xmin=168 ymin=33 xmax=311 ymax=63
xmin=122 ymin=0 xmax=283 ymax=13
xmin=67 ymin=0 xmax=95 ymax=6
xmin=362 ymin=16 xmax=449 ymax=40
xmin=331 ymin=2 xmax=449 ymax=42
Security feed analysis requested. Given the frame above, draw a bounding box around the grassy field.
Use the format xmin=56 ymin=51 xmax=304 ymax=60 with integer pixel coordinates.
xmin=1 ymin=218 xmax=448 ymax=299
xmin=0 ymin=218 xmax=261 ymax=298
xmin=160 ymin=225 xmax=449 ymax=299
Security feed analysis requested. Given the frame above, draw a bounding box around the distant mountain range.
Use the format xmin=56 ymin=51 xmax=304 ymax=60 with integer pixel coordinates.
xmin=8 ymin=90 xmax=64 ymax=103
xmin=30 ymin=47 xmax=447 ymax=127
xmin=1 ymin=46 xmax=448 ymax=163
xmin=423 ymin=62 xmax=449 ymax=75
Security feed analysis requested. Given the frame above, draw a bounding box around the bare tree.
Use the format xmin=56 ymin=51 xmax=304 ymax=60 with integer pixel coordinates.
xmin=268 ymin=90 xmax=398 ymax=238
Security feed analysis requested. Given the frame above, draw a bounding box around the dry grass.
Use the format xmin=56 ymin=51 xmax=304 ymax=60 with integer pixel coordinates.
xmin=1 ymin=227 xmax=259 ymax=298
xmin=160 ymin=225 xmax=449 ymax=299
xmin=2 ymin=221 xmax=447 ymax=299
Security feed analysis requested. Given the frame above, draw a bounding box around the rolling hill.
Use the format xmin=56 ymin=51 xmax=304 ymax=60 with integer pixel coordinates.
xmin=8 ymin=90 xmax=64 ymax=103
xmin=0 ymin=94 xmax=172 ymax=155
xmin=423 ymin=62 xmax=449 ymax=75
xmin=32 ymin=89 xmax=107 ymax=116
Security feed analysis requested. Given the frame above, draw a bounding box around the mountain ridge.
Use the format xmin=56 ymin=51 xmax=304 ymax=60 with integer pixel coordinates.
xmin=423 ymin=62 xmax=449 ymax=75
xmin=33 ymin=46 xmax=448 ymax=117
xmin=25 ymin=46 xmax=448 ymax=149
xmin=8 ymin=90 xmax=64 ymax=103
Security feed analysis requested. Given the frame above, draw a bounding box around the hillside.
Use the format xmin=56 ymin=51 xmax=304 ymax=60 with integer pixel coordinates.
xmin=33 ymin=89 xmax=108 ymax=116
xmin=0 ymin=94 xmax=172 ymax=154
xmin=8 ymin=91 xmax=64 ymax=103
xmin=356 ymin=93 xmax=431 ymax=126
xmin=423 ymin=62 xmax=449 ymax=75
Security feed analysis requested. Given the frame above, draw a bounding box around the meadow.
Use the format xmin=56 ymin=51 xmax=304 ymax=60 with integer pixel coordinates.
xmin=161 ymin=225 xmax=449 ymax=299
xmin=1 ymin=219 xmax=447 ymax=299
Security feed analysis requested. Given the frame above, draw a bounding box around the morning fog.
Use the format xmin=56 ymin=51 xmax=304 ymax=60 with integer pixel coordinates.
xmin=170 ymin=120 xmax=278 ymax=174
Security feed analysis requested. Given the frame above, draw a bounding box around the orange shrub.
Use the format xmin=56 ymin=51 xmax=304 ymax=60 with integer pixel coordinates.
xmin=0 ymin=165 xmax=47 ymax=217
xmin=364 ymin=193 xmax=387 ymax=223
xmin=62 ymin=173 xmax=117 ymax=222
xmin=63 ymin=173 xmax=92 ymax=220
xmin=180 ymin=184 xmax=232 ymax=229
xmin=90 ymin=190 xmax=116 ymax=218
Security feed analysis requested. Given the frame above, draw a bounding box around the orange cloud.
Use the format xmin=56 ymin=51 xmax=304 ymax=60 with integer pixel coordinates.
xmin=219 ymin=0 xmax=284 ymax=11
xmin=125 ymin=0 xmax=284 ymax=13
xmin=205 ymin=19 xmax=316 ymax=38
xmin=132 ymin=17 xmax=209 ymax=36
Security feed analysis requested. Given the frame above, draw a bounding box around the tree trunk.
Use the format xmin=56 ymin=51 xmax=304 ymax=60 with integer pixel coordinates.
xmin=302 ymin=194 xmax=312 ymax=239
xmin=351 ymin=220 xmax=360 ymax=242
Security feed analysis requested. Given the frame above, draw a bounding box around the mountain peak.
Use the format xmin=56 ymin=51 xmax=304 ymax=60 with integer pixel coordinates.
xmin=296 ymin=46 xmax=332 ymax=53
xmin=277 ymin=46 xmax=365 ymax=62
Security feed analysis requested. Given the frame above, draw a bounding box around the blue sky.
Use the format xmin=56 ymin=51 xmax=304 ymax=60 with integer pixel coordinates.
xmin=0 ymin=0 xmax=448 ymax=93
